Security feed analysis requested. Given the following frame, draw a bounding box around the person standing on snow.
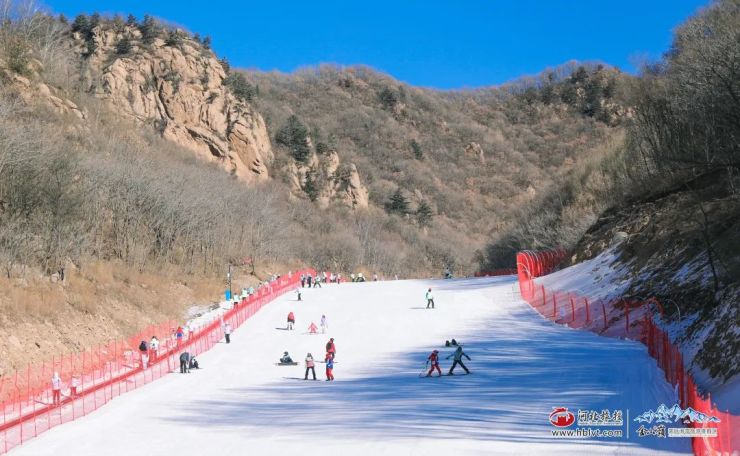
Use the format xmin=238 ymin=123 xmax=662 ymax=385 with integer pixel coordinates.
xmin=296 ymin=288 xmax=302 ymax=301
xmin=425 ymin=288 xmax=435 ymax=309
xmin=326 ymin=337 xmax=336 ymax=359
xmin=446 ymin=346 xmax=471 ymax=375
xmin=308 ymin=322 xmax=318 ymax=334
xmin=320 ymin=315 xmax=328 ymax=334
xmin=300 ymin=274 xmax=306 ymax=288
xmin=325 ymin=353 xmax=335 ymax=381
xmin=287 ymin=311 xmax=295 ymax=330
xmin=51 ymin=372 xmax=62 ymax=405
xmin=426 ymin=350 xmax=442 ymax=377
xmin=223 ymin=322 xmax=232 ymax=343
xmin=138 ymin=340 xmax=149 ymax=369
xmin=150 ymin=336 xmax=160 ymax=360
xmin=304 ymin=353 xmax=316 ymax=380
xmin=307 ymin=274 xmax=313 ymax=288
xmin=179 ymin=352 xmax=191 ymax=373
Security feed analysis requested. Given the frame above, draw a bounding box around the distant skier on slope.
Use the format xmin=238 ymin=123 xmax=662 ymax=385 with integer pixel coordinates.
xmin=426 ymin=288 xmax=435 ymax=309
xmin=446 ymin=346 xmax=471 ymax=375
xmin=304 ymin=353 xmax=316 ymax=380
xmin=326 ymin=338 xmax=336 ymax=359
xmin=223 ymin=322 xmax=232 ymax=343
xmin=426 ymin=350 xmax=442 ymax=377
xmin=287 ymin=311 xmax=295 ymax=330
xmin=296 ymin=288 xmax=302 ymax=301
xmin=280 ymin=351 xmax=294 ymax=364
xmin=325 ymin=352 xmax=335 ymax=381
xmin=320 ymin=314 xmax=328 ymax=334
xmin=179 ymin=352 xmax=191 ymax=373
xmin=51 ymin=372 xmax=62 ymax=405
xmin=308 ymin=322 xmax=318 ymax=334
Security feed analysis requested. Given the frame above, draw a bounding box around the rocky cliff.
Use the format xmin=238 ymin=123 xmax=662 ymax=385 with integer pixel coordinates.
xmin=74 ymin=25 xmax=272 ymax=181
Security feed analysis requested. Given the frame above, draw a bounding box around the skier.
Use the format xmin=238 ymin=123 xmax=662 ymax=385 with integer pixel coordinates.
xmin=446 ymin=346 xmax=471 ymax=375
xmin=350 ymin=273 xmax=355 ymax=282
xmin=326 ymin=337 xmax=336 ymax=359
xmin=175 ymin=326 xmax=184 ymax=345
xmin=308 ymin=322 xmax=318 ymax=334
xmin=325 ymin=353 xmax=335 ymax=381
xmin=179 ymin=352 xmax=191 ymax=373
xmin=307 ymin=274 xmax=313 ymax=287
xmin=300 ymin=274 xmax=306 ymax=288
xmin=426 ymin=350 xmax=442 ymax=377
xmin=150 ymin=336 xmax=160 ymax=359
xmin=70 ymin=376 xmax=80 ymax=396
xmin=51 ymin=372 xmax=62 ymax=405
xmin=287 ymin=311 xmax=295 ymax=330
xmin=320 ymin=315 xmax=328 ymax=334
xmin=373 ymin=273 xmax=378 ymax=281
xmin=139 ymin=340 xmax=149 ymax=369
xmin=426 ymin=288 xmax=435 ymax=309
xmin=279 ymin=351 xmax=294 ymax=364
xmin=296 ymin=288 xmax=302 ymax=301
xmin=357 ymin=273 xmax=365 ymax=282
xmin=313 ymin=275 xmax=321 ymax=288
xmin=223 ymin=322 xmax=232 ymax=343
xmin=304 ymin=353 xmax=316 ymax=380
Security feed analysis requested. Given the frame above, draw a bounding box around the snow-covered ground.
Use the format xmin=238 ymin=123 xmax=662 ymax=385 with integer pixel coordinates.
xmin=11 ymin=277 xmax=690 ymax=455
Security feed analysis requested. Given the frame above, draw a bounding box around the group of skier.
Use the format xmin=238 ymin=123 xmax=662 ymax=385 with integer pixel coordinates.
xmin=426 ymin=345 xmax=471 ymax=377
xmin=279 ymin=337 xmax=336 ymax=381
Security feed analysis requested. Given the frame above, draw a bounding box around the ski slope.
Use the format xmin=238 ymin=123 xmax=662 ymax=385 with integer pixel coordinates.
xmin=11 ymin=277 xmax=690 ymax=455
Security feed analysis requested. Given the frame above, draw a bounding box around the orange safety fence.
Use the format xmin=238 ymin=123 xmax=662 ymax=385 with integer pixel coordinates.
xmin=0 ymin=269 xmax=316 ymax=454
xmin=516 ymin=250 xmax=737 ymax=456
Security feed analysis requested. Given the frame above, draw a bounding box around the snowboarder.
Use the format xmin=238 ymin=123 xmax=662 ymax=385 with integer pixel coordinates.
xmin=51 ymin=372 xmax=62 ymax=405
xmin=296 ymin=288 xmax=302 ymax=301
xmin=287 ymin=311 xmax=295 ymax=330
xmin=320 ymin=315 xmax=328 ymax=334
xmin=189 ymin=356 xmax=200 ymax=370
xmin=308 ymin=322 xmax=318 ymax=334
xmin=357 ymin=273 xmax=365 ymax=282
xmin=179 ymin=352 xmax=191 ymax=373
xmin=325 ymin=353 xmax=334 ymax=381
xmin=426 ymin=288 xmax=435 ymax=309
xmin=446 ymin=346 xmax=471 ymax=375
xmin=444 ymin=339 xmax=459 ymax=347
xmin=304 ymin=353 xmax=316 ymax=380
xmin=326 ymin=338 xmax=336 ymax=359
xmin=426 ymin=350 xmax=442 ymax=377
xmin=280 ymin=351 xmax=294 ymax=364
xmin=223 ymin=322 xmax=232 ymax=343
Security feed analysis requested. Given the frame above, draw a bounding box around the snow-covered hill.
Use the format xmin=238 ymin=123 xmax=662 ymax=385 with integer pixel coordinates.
xmin=11 ymin=277 xmax=689 ymax=455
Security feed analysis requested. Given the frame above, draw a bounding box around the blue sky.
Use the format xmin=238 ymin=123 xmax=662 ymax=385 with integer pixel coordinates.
xmin=46 ymin=0 xmax=708 ymax=89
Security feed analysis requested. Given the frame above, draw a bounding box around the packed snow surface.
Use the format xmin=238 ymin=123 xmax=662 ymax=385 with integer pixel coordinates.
xmin=12 ymin=277 xmax=690 ymax=455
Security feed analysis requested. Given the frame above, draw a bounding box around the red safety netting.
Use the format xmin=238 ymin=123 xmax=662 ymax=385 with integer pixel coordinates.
xmin=0 ymin=269 xmax=315 ymax=454
xmin=516 ymin=250 xmax=737 ymax=456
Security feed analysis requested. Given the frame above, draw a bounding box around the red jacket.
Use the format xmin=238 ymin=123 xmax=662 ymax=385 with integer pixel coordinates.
xmin=428 ymin=352 xmax=439 ymax=365
xmin=326 ymin=342 xmax=336 ymax=353
xmin=287 ymin=312 xmax=295 ymax=321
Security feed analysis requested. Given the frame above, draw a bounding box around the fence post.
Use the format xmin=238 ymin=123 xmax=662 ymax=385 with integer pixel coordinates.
xmin=601 ymin=301 xmax=607 ymax=330
xmin=569 ymin=295 xmax=576 ymax=324
xmin=552 ymin=293 xmax=557 ymax=319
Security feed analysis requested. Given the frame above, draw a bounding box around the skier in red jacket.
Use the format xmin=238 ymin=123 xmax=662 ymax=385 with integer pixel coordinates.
xmin=287 ymin=311 xmax=295 ymax=330
xmin=326 ymin=338 xmax=336 ymax=359
xmin=426 ymin=350 xmax=442 ymax=377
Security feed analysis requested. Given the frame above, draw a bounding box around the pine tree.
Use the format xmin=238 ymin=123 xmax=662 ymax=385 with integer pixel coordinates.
xmin=416 ymin=201 xmax=433 ymax=227
xmin=71 ymin=14 xmax=89 ymax=34
xmin=202 ymin=36 xmax=212 ymax=49
xmin=410 ymin=139 xmax=423 ymax=160
xmin=276 ymin=115 xmax=310 ymax=163
xmin=126 ymin=14 xmax=137 ymax=26
xmin=303 ymin=170 xmax=319 ymax=201
xmin=385 ymin=189 xmax=409 ymax=215
xmin=115 ymin=37 xmax=132 ymax=55
xmin=139 ymin=15 xmax=158 ymax=44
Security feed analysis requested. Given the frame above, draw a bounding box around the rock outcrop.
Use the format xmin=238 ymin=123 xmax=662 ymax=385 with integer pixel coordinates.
xmin=287 ymin=149 xmax=369 ymax=209
xmin=75 ymin=25 xmax=272 ymax=181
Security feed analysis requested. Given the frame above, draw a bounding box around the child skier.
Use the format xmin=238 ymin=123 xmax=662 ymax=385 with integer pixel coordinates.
xmin=426 ymin=350 xmax=442 ymax=377
xmin=51 ymin=372 xmax=62 ymax=405
xmin=446 ymin=346 xmax=471 ymax=375
xmin=425 ymin=288 xmax=435 ymax=309
xmin=304 ymin=353 xmax=316 ymax=380
xmin=308 ymin=322 xmax=318 ymax=334
xmin=325 ymin=353 xmax=334 ymax=381
xmin=320 ymin=315 xmax=328 ymax=334
xmin=287 ymin=311 xmax=295 ymax=330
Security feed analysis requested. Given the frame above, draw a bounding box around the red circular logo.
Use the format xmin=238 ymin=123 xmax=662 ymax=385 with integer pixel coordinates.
xmin=549 ymin=407 xmax=576 ymax=427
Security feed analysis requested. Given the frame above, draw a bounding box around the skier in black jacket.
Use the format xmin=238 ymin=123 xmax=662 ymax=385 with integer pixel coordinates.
xmin=446 ymin=346 xmax=470 ymax=375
